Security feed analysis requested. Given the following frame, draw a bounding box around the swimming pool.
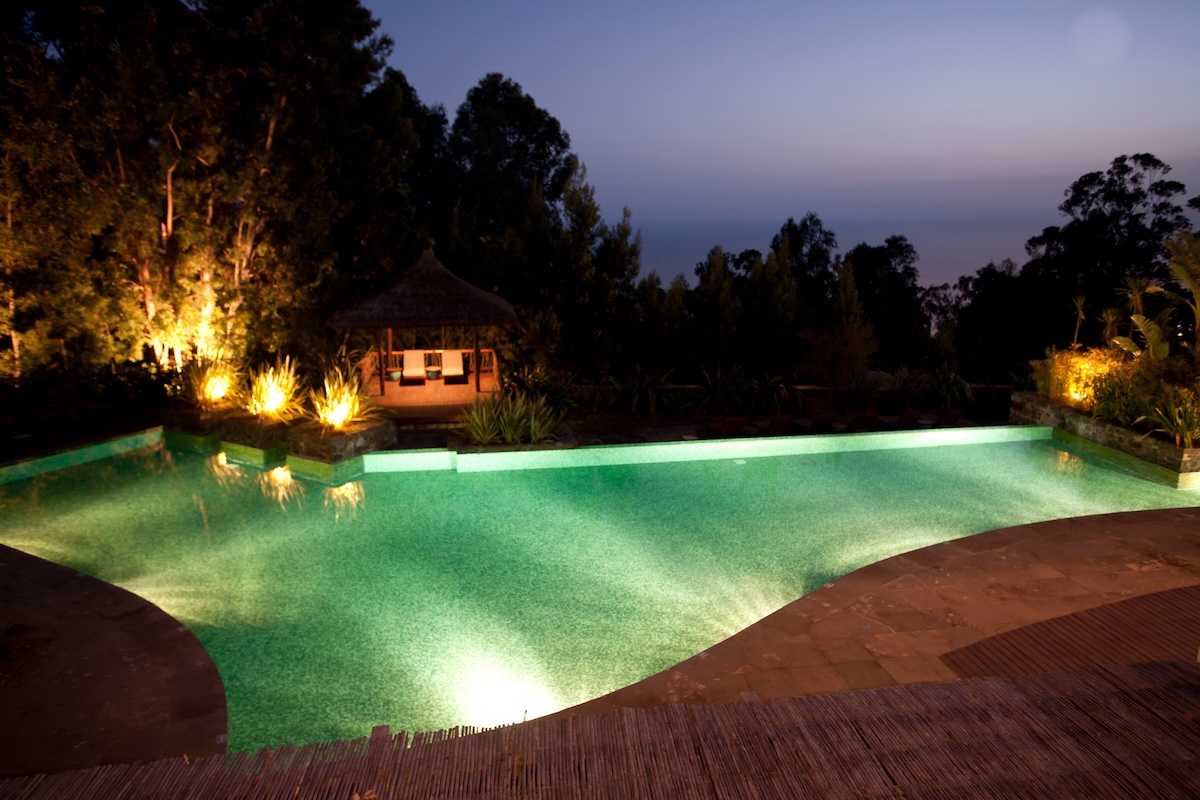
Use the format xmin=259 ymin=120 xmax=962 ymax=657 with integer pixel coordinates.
xmin=1 ymin=426 xmax=1196 ymax=752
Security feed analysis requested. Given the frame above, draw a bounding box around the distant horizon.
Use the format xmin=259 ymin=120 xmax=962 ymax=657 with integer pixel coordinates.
xmin=632 ymin=213 xmax=1053 ymax=289
xmin=368 ymin=0 xmax=1200 ymax=289
xmin=622 ymin=157 xmax=1200 ymax=288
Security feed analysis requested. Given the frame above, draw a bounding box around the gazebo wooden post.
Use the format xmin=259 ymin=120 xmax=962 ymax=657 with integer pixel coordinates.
xmin=474 ymin=327 xmax=481 ymax=393
xmin=377 ymin=330 xmax=386 ymax=394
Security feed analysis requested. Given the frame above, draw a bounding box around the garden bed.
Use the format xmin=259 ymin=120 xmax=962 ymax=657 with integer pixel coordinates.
xmin=286 ymin=419 xmax=398 ymax=463
xmin=1010 ymin=392 xmax=1199 ymax=488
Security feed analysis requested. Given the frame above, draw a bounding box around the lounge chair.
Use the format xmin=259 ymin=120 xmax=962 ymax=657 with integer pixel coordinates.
xmin=441 ymin=350 xmax=467 ymax=384
xmin=401 ymin=350 xmax=426 ymax=385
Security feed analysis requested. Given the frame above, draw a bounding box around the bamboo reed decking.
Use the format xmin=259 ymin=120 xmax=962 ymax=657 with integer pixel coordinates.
xmin=2 ymin=660 xmax=1198 ymax=799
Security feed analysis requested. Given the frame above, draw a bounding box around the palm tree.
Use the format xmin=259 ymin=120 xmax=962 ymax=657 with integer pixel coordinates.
xmin=1115 ymin=276 xmax=1163 ymax=336
xmin=1165 ymin=232 xmax=1200 ymax=368
xmin=1098 ymin=308 xmax=1122 ymax=344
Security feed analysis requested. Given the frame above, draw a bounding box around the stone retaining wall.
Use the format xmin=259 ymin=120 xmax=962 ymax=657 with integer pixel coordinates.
xmin=1009 ymin=391 xmax=1199 ymax=478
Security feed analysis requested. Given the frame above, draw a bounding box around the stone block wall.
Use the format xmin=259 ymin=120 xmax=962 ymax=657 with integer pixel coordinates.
xmin=1010 ymin=391 xmax=1198 ymax=474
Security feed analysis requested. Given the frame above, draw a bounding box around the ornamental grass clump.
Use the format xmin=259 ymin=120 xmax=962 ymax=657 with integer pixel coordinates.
xmin=459 ymin=397 xmax=502 ymax=444
xmin=457 ymin=391 xmax=563 ymax=445
xmin=246 ymin=356 xmax=304 ymax=422
xmin=182 ymin=356 xmax=240 ymax=411
xmin=308 ymin=367 xmax=379 ymax=431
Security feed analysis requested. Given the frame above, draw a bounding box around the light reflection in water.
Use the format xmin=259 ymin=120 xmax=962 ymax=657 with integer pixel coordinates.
xmin=205 ymin=451 xmax=245 ymax=488
xmin=455 ymin=657 xmax=561 ymax=728
xmin=1057 ymin=450 xmax=1083 ymax=474
xmin=258 ymin=466 xmax=305 ymax=508
xmin=323 ymin=481 xmax=364 ymax=521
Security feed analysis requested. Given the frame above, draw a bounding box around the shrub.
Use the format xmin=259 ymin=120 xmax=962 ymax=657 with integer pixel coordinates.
xmin=697 ymin=366 xmax=749 ymax=415
xmin=1091 ymin=369 xmax=1153 ymax=427
xmin=245 ymin=356 xmax=304 ymax=422
xmin=459 ymin=397 xmax=502 ymax=444
xmin=1035 ymin=347 xmax=1124 ymax=411
xmin=307 ymin=367 xmax=380 ymax=431
xmin=1139 ymin=386 xmax=1200 ymax=448
xmin=457 ymin=391 xmax=564 ymax=445
xmin=182 ymin=357 xmax=240 ymax=411
xmin=887 ymin=366 xmax=934 ymax=412
xmin=609 ymin=364 xmax=675 ymax=416
xmin=1089 ymin=355 xmax=1195 ymax=430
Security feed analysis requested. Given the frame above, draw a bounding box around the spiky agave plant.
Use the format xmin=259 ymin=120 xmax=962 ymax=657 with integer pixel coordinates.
xmin=308 ymin=367 xmax=379 ymax=431
xmin=458 ymin=396 xmax=502 ymax=444
xmin=245 ymin=356 xmax=305 ymax=422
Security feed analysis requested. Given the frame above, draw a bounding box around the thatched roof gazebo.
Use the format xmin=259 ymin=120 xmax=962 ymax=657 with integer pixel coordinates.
xmin=332 ymin=249 xmax=518 ymax=394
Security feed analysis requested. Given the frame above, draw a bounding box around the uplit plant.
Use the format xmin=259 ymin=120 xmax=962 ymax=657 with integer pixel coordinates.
xmin=245 ymin=356 xmax=304 ymax=422
xmin=1035 ymin=346 xmax=1123 ymax=411
xmin=308 ymin=367 xmax=379 ymax=431
xmin=182 ymin=356 xmax=240 ymax=411
xmin=1091 ymin=367 xmax=1156 ymax=428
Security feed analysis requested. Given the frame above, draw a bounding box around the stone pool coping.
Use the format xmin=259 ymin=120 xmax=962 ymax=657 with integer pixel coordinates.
xmin=0 ymin=544 xmax=227 ymax=778
xmin=561 ymin=506 xmax=1200 ymax=717
xmin=4 ymin=507 xmax=1199 ymax=777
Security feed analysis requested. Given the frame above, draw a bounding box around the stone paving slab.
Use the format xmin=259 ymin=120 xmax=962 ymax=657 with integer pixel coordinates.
xmin=562 ymin=506 xmax=1200 ymax=717
xmin=0 ymin=545 xmax=227 ymax=778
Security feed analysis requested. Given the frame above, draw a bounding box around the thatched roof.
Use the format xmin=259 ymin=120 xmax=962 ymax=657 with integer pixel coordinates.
xmin=331 ymin=249 xmax=518 ymax=329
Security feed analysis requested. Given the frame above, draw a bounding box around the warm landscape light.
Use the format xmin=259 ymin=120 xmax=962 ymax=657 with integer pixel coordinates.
xmin=185 ymin=358 xmax=240 ymax=411
xmin=203 ymin=373 xmax=232 ymax=403
xmin=309 ymin=367 xmax=376 ymax=431
xmin=246 ymin=357 xmax=303 ymax=422
xmin=1046 ymin=347 xmax=1121 ymax=411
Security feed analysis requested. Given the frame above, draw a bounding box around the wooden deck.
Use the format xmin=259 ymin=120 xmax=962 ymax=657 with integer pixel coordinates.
xmin=4 ymin=661 xmax=1198 ymax=798
xmin=364 ymin=376 xmax=496 ymax=422
xmin=363 ymin=348 xmax=500 ymax=417
xmin=942 ymin=583 xmax=1200 ymax=679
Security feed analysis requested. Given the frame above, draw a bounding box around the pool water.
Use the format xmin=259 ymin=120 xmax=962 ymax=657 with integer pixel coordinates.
xmin=1 ymin=429 xmax=1197 ymax=752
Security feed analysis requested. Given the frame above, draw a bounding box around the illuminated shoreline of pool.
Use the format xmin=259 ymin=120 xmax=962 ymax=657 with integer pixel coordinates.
xmin=3 ymin=423 xmax=1198 ymax=751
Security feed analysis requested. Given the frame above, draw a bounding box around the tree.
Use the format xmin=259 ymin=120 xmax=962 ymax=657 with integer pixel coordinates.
xmin=445 ymin=73 xmax=573 ymax=304
xmin=1024 ymin=154 xmax=1193 ymax=299
xmin=553 ymin=162 xmax=641 ymax=376
xmin=841 ymin=235 xmax=929 ymax=369
xmin=691 ymin=246 xmax=741 ymax=368
xmin=952 ymin=259 xmax=1030 ymax=383
xmin=738 ymin=249 xmax=797 ymax=376
xmin=1165 ymin=231 xmax=1200 ymax=367
xmin=0 ymin=0 xmax=404 ymax=380
xmin=800 ymin=259 xmax=875 ymax=386
xmin=1071 ymin=295 xmax=1087 ymax=348
xmin=770 ymin=212 xmax=837 ymax=324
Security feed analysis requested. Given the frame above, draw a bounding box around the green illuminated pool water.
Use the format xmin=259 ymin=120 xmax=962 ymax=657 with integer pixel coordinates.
xmin=1 ymin=426 xmax=1197 ymax=752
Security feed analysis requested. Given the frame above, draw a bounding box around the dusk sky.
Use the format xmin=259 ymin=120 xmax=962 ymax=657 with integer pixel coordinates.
xmin=368 ymin=1 xmax=1200 ymax=287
